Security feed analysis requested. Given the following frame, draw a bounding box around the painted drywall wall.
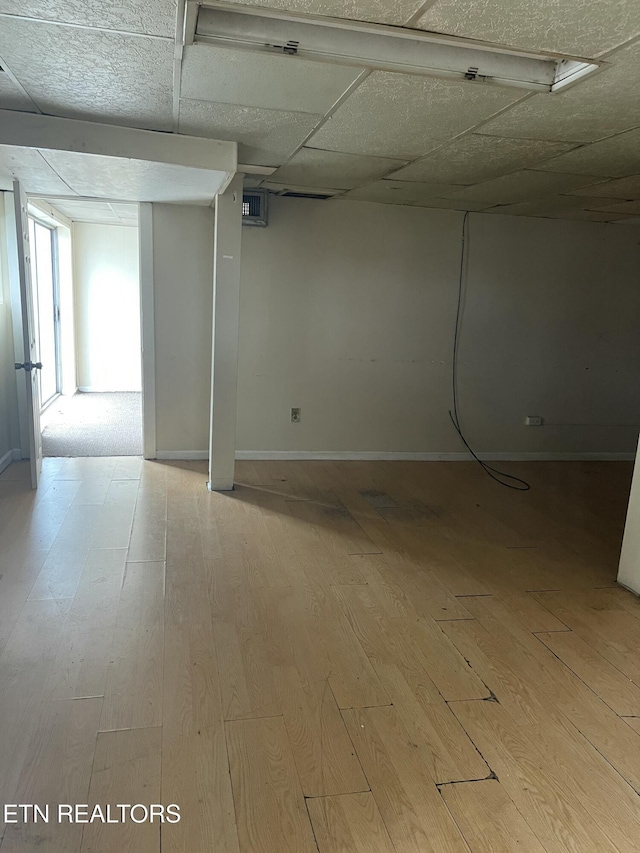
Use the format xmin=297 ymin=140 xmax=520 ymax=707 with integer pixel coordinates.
xmin=73 ymin=222 xmax=141 ymax=392
xmin=0 ymin=193 xmax=20 ymax=468
xmin=56 ymin=224 xmax=77 ymax=397
xmin=618 ymin=436 xmax=640 ymax=592
xmin=151 ymin=203 xmax=214 ymax=455
xmin=236 ymin=196 xmax=640 ymax=456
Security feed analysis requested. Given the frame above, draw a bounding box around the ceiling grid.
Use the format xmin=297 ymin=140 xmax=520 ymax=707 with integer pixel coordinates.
xmin=1 ymin=0 xmax=640 ymax=221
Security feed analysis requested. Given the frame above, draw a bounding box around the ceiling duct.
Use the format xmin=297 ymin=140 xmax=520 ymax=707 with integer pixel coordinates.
xmin=279 ymin=190 xmax=335 ymax=199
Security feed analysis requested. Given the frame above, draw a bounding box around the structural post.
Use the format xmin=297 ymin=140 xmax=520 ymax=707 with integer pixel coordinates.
xmin=208 ymin=174 xmax=243 ymax=491
xmin=618 ymin=435 xmax=640 ymax=594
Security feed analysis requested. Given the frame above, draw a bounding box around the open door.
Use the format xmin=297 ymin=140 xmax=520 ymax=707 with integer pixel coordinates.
xmin=13 ymin=180 xmax=42 ymax=489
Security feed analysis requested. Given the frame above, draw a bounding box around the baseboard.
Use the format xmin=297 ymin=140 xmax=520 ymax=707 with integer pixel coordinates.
xmin=155 ymin=450 xmax=209 ymax=461
xmin=0 ymin=448 xmax=22 ymax=475
xmin=235 ymin=450 xmax=636 ymax=461
xmin=150 ymin=449 xmax=635 ymax=463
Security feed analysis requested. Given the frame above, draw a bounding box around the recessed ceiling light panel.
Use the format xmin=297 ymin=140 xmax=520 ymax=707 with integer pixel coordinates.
xmin=189 ymin=1 xmax=601 ymax=93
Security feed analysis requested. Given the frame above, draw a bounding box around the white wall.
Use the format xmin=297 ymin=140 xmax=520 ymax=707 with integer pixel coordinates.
xmin=151 ymin=203 xmax=214 ymax=456
xmin=618 ymin=436 xmax=640 ymax=593
xmin=73 ymin=223 xmax=141 ymax=392
xmin=55 ymin=222 xmax=76 ymax=397
xmin=0 ymin=193 xmax=20 ymax=469
xmin=236 ymin=196 xmax=640 ymax=457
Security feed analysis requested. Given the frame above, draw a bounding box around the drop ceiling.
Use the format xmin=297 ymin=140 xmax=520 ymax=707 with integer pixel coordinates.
xmin=33 ymin=198 xmax=139 ymax=227
xmin=1 ymin=0 xmax=640 ymax=223
xmin=416 ymin=0 xmax=640 ymax=56
xmin=0 ymin=18 xmax=175 ymax=131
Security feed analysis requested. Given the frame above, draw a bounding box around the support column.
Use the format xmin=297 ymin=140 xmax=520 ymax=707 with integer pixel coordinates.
xmin=618 ymin=435 xmax=640 ymax=594
xmin=208 ymin=174 xmax=243 ymax=491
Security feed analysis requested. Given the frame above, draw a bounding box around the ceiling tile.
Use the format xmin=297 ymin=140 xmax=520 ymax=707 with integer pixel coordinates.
xmin=110 ymin=202 xmax=139 ymax=217
xmin=536 ymin=128 xmax=640 ymax=177
xmin=308 ymin=71 xmax=523 ymax=159
xmin=178 ymin=100 xmax=320 ymax=167
xmin=565 ymin=195 xmax=631 ymax=211
xmin=262 ymin=181 xmax=343 ymax=195
xmin=389 ymin=133 xmax=576 ymax=185
xmin=418 ymin=0 xmax=640 ymax=55
xmin=0 ymin=73 xmax=36 ymax=112
xmin=543 ymin=210 xmax=635 ymax=222
xmin=480 ymin=42 xmax=640 ymax=144
xmin=0 ymin=145 xmax=73 ymax=193
xmin=40 ymin=150 xmax=227 ymax=204
xmin=485 ymin=194 xmax=626 ymax=216
xmin=568 ymin=175 xmax=640 ymax=199
xmin=223 ymin=0 xmax=425 ymax=24
xmin=56 ymin=201 xmax=113 ymax=212
xmin=270 ymin=147 xmax=406 ymax=189
xmin=445 ymin=169 xmax=606 ymax=204
xmin=341 ymin=179 xmax=462 ymax=205
xmin=585 ymin=199 xmax=640 ymax=215
xmin=66 ymin=207 xmax=121 ymax=224
xmin=612 ymin=217 xmax=640 ymax=226
xmin=0 ymin=0 xmax=177 ymax=37
xmin=417 ymin=197 xmax=489 ymax=211
xmin=57 ymin=200 xmax=112 ymax=210
xmin=181 ymin=44 xmax=362 ymax=114
xmin=482 ymin=197 xmax=634 ymax=222
xmin=0 ymin=19 xmax=174 ymax=131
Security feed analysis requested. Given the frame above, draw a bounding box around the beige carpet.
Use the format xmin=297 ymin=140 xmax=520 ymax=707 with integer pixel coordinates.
xmin=41 ymin=392 xmax=142 ymax=457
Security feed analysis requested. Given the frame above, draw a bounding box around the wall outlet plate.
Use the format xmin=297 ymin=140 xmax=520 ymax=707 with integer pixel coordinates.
xmin=525 ymin=415 xmax=544 ymax=426
xmin=291 ymin=407 xmax=301 ymax=423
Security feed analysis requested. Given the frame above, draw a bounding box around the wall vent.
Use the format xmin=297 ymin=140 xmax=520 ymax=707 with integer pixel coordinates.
xmin=242 ymin=189 xmax=268 ymax=227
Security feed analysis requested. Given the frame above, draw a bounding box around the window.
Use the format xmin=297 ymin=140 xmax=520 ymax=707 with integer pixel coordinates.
xmin=29 ymin=217 xmax=61 ymax=408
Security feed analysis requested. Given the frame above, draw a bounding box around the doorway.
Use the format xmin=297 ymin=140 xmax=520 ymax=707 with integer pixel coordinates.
xmin=30 ymin=199 xmax=143 ymax=457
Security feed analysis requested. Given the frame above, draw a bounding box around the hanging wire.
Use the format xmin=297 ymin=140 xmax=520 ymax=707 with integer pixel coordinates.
xmin=449 ymin=211 xmax=531 ymax=491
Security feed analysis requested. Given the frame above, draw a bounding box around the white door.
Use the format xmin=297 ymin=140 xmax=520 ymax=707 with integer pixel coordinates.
xmin=13 ymin=180 xmax=42 ymax=488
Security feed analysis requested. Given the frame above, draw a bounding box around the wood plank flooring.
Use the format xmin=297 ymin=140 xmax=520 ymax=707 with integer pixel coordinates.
xmin=0 ymin=456 xmax=637 ymax=852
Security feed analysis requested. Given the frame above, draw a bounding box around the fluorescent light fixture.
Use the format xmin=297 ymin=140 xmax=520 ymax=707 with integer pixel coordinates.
xmin=188 ymin=1 xmax=601 ymax=93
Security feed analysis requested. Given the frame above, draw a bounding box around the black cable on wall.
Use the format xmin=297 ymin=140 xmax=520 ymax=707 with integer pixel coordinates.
xmin=449 ymin=211 xmax=531 ymax=492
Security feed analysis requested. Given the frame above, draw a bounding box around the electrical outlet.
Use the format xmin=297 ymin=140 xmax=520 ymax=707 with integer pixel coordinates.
xmin=291 ymin=407 xmax=301 ymax=423
xmin=525 ymin=416 xmax=544 ymax=426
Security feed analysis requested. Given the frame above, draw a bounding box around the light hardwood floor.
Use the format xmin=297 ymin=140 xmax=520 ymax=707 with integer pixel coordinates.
xmin=0 ymin=455 xmax=637 ymax=852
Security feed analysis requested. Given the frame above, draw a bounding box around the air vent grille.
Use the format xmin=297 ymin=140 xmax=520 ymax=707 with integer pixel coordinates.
xmin=280 ymin=191 xmax=333 ymax=200
xmin=242 ymin=189 xmax=268 ymax=227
